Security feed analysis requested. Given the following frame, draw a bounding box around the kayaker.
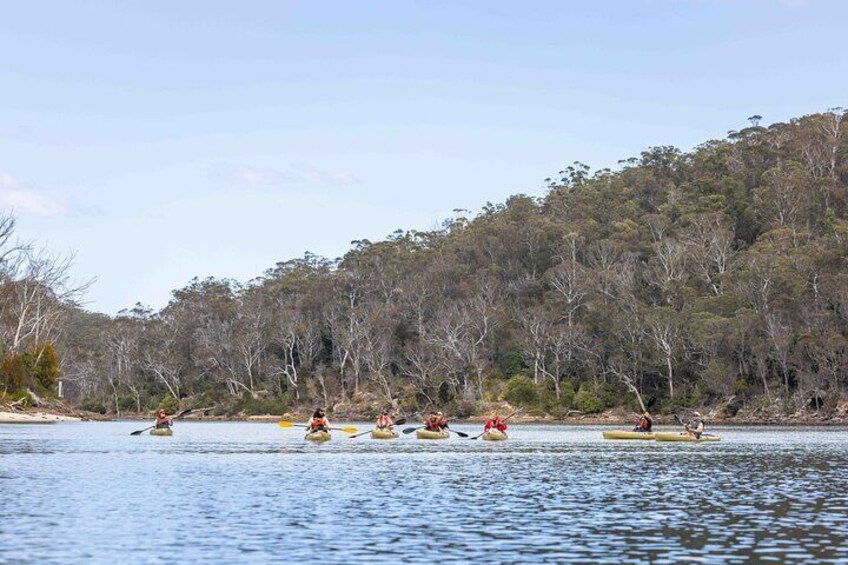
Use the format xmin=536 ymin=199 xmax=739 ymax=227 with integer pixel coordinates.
xmin=484 ymin=411 xmax=507 ymax=433
xmin=437 ymin=411 xmax=449 ymax=430
xmin=686 ymin=412 xmax=705 ymax=439
xmin=154 ymin=408 xmax=172 ymax=430
xmin=375 ymin=411 xmax=393 ymax=430
xmin=633 ymin=411 xmax=653 ymax=433
xmin=423 ymin=412 xmax=442 ymax=431
xmin=307 ymin=409 xmax=330 ymax=432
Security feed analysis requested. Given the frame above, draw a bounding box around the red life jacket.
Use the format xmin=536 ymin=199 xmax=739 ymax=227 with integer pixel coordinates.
xmin=425 ymin=419 xmax=441 ymax=431
xmin=376 ymin=415 xmax=392 ymax=428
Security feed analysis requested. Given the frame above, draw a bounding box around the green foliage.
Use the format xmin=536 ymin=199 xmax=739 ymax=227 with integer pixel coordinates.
xmin=22 ymin=343 xmax=60 ymax=393
xmin=40 ymin=109 xmax=848 ymax=419
xmin=0 ymin=355 xmax=28 ymax=393
xmin=229 ymin=395 xmax=288 ymax=416
xmin=573 ymin=385 xmax=605 ymax=414
xmin=539 ymin=380 xmax=575 ymax=418
xmin=447 ymin=399 xmax=477 ymax=419
xmin=500 ymin=375 xmax=538 ymax=407
xmin=118 ymin=396 xmax=139 ymax=412
xmin=80 ymin=398 xmax=107 ymax=414
xmin=158 ymin=395 xmax=180 ymax=414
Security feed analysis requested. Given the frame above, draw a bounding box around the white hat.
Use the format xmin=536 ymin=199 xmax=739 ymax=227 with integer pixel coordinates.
xmin=693 ymin=411 xmax=701 ymax=417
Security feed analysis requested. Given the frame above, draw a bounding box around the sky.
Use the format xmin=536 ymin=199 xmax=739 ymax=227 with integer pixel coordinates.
xmin=1 ymin=1 xmax=846 ymax=314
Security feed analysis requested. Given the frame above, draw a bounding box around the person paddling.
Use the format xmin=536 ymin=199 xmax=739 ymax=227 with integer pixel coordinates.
xmin=153 ymin=408 xmax=172 ymax=430
xmin=423 ymin=412 xmax=442 ymax=431
xmin=484 ymin=411 xmax=507 ymax=433
xmin=375 ymin=411 xmax=393 ymax=430
xmin=437 ymin=411 xmax=449 ymax=430
xmin=307 ymin=409 xmax=330 ymax=433
xmin=633 ymin=411 xmax=653 ymax=433
xmin=685 ymin=412 xmax=705 ymax=439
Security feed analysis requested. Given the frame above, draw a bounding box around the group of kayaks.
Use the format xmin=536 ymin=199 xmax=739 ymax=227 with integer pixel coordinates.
xmin=302 ymin=427 xmax=508 ymax=442
xmin=602 ymin=430 xmax=720 ymax=442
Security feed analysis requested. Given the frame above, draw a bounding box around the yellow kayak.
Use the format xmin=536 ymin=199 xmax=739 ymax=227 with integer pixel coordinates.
xmin=482 ymin=429 xmax=508 ymax=441
xmin=602 ymin=430 xmax=655 ymax=440
xmin=416 ymin=429 xmax=449 ymax=440
xmin=305 ymin=430 xmax=331 ymax=442
xmin=654 ymin=432 xmax=720 ymax=442
xmin=371 ymin=428 xmax=399 ymax=439
xmin=150 ymin=428 xmax=173 ymax=436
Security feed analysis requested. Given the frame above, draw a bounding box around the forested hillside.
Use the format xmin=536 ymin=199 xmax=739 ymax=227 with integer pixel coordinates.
xmin=15 ymin=109 xmax=848 ymax=420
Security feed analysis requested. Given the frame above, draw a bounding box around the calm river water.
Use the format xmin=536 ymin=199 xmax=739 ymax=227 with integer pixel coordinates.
xmin=1 ymin=422 xmax=847 ymax=564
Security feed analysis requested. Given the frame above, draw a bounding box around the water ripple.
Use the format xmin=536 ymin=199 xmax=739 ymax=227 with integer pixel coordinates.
xmin=1 ymin=423 xmax=846 ymax=564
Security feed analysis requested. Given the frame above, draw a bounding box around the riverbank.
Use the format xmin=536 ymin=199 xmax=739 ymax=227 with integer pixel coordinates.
xmin=0 ymin=410 xmax=81 ymax=424
xmin=89 ymin=406 xmax=848 ymax=427
xmin=0 ymin=399 xmax=107 ymax=424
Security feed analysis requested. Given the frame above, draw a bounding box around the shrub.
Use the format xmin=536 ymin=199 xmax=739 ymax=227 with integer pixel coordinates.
xmin=540 ymin=380 xmax=575 ymax=418
xmin=22 ymin=344 xmax=60 ymax=392
xmin=230 ymin=395 xmax=288 ymax=416
xmin=118 ymin=396 xmax=139 ymax=412
xmin=501 ymin=374 xmax=538 ymax=407
xmin=573 ymin=385 xmax=604 ymax=414
xmin=447 ymin=398 xmax=477 ymax=419
xmin=80 ymin=398 xmax=107 ymax=414
xmin=0 ymin=355 xmax=28 ymax=393
xmin=158 ymin=394 xmax=180 ymax=414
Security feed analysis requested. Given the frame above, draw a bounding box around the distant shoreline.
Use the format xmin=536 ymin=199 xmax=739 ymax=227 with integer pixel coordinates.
xmin=71 ymin=415 xmax=848 ymax=427
xmin=5 ymin=403 xmax=847 ymax=427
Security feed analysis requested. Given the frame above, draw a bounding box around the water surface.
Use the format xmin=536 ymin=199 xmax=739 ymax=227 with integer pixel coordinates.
xmin=1 ymin=422 xmax=847 ymax=564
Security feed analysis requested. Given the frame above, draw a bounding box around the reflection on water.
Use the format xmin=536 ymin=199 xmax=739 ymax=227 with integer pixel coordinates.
xmin=1 ymin=423 xmax=847 ymax=564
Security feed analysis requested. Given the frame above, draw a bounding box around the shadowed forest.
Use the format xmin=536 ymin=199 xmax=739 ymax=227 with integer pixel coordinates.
xmin=3 ymin=110 xmax=848 ymax=420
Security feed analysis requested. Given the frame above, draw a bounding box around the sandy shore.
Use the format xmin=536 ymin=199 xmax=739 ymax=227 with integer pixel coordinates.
xmin=0 ymin=411 xmax=82 ymax=424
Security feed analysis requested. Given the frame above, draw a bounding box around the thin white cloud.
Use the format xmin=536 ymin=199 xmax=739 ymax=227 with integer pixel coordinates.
xmin=0 ymin=172 xmax=69 ymax=217
xmin=291 ymin=161 xmax=361 ymax=186
xmin=211 ymin=162 xmax=361 ymax=187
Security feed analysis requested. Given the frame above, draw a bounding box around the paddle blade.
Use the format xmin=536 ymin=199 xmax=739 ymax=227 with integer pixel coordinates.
xmin=454 ymin=431 xmax=469 ymax=438
xmin=402 ymin=427 xmax=419 ymax=434
xmin=277 ymin=421 xmax=295 ymax=428
xmin=394 ymin=418 xmax=407 ymax=426
xmin=130 ymin=429 xmax=145 ymax=436
xmin=339 ymin=426 xmax=357 ymax=434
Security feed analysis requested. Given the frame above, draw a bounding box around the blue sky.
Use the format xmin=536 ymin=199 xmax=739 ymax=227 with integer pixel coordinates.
xmin=1 ymin=1 xmax=846 ymax=314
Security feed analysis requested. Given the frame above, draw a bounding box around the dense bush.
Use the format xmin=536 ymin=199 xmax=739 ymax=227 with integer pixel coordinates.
xmin=79 ymin=398 xmax=107 ymax=414
xmin=573 ymin=385 xmax=605 ymax=414
xmin=158 ymin=395 xmax=180 ymax=414
xmin=501 ymin=375 xmax=539 ymax=407
xmin=0 ymin=355 xmax=28 ymax=394
xmin=22 ymin=344 xmax=60 ymax=392
xmin=229 ymin=395 xmax=288 ymax=416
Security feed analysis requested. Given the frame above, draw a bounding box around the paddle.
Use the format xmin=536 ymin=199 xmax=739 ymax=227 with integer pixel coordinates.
xmin=277 ymin=420 xmax=358 ymax=434
xmin=469 ymin=410 xmax=521 ymax=440
xmin=130 ymin=408 xmax=193 ymax=436
xmin=446 ymin=427 xmax=469 ymax=438
xmin=673 ymin=413 xmax=687 ymax=429
xmin=402 ymin=424 xmax=468 ymax=438
xmin=348 ymin=418 xmax=407 ymax=438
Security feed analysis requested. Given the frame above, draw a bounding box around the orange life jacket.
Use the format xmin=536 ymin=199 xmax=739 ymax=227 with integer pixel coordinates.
xmin=376 ymin=415 xmax=392 ymax=428
xmin=309 ymin=417 xmax=328 ymax=429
